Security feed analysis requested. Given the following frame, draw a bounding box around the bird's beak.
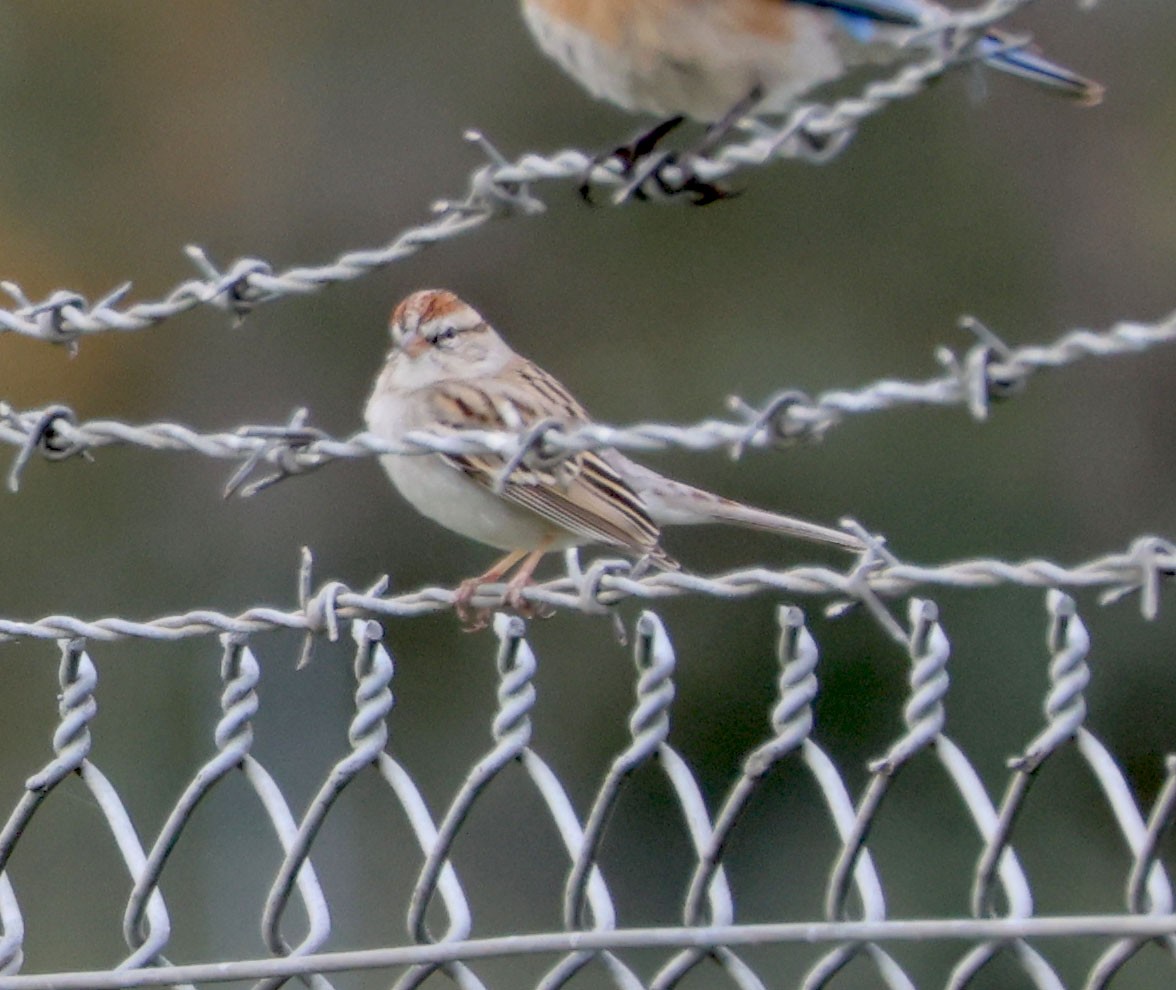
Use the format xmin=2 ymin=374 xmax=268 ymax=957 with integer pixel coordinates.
xmin=399 ymin=330 xmax=429 ymax=359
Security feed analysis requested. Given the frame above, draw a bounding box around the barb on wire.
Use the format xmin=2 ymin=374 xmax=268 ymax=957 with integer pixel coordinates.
xmin=0 ymin=0 xmax=1075 ymax=347
xmin=4 ymin=560 xmax=1176 ymax=990
xmin=222 ymin=408 xmax=332 ymax=499
xmin=588 ymin=0 xmax=1048 ymax=204
xmin=0 ymin=535 xmax=1172 ymax=647
xmin=3 ymin=309 xmax=1173 ymax=492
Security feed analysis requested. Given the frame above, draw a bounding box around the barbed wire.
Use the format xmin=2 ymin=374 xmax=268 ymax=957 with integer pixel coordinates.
xmin=8 ymin=5 xmax=1167 ymax=989
xmin=0 ymin=532 xmax=1172 ymax=649
xmin=0 ymin=0 xmax=1070 ymax=348
xmin=2 ymin=309 xmax=1172 ymax=496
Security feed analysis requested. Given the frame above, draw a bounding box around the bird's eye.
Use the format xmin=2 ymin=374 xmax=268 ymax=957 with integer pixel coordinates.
xmin=435 ymin=325 xmax=458 ymax=344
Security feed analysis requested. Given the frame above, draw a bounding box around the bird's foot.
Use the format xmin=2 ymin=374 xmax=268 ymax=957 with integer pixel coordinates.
xmin=503 ymin=574 xmax=555 ymax=621
xmin=579 ymin=115 xmax=685 ymax=204
xmin=613 ymin=151 xmax=735 ymax=205
xmin=593 ymin=85 xmax=773 ymax=205
xmin=579 ymin=116 xmax=733 ymax=206
xmin=454 ymin=577 xmax=494 ymax=632
xmin=453 ymin=576 xmax=553 ymax=632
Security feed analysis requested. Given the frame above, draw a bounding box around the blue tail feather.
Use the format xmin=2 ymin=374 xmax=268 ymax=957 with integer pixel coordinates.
xmin=792 ymin=0 xmax=1104 ymax=103
xmin=978 ymin=31 xmax=1104 ymax=103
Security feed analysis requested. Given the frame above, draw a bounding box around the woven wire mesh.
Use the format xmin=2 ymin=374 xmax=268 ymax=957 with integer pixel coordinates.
xmin=3 ymin=0 xmax=1176 ymax=988
xmin=1 ymin=597 xmax=1175 ymax=990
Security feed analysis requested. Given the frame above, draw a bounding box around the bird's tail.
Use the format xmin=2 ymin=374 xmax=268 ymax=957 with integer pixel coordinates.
xmin=600 ymin=450 xmax=866 ymax=553
xmin=694 ymin=495 xmax=867 ymax=552
xmin=638 ymin=475 xmax=865 ymax=552
xmin=978 ymin=31 xmax=1103 ymax=104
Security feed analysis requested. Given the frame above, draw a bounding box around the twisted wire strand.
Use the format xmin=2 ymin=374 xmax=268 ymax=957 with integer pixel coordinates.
xmin=508 ymin=617 xmax=645 ymax=989
xmin=1050 ymin=598 xmax=1176 ymax=989
xmin=396 ymin=616 xmax=540 ymax=990
xmin=813 ymin=600 xmax=949 ymax=988
xmin=6 ymin=591 xmax=1176 ymax=990
xmin=563 ymin=613 xmax=677 ymax=931
xmin=927 ymin=601 xmax=1066 ymax=990
xmin=28 ymin=640 xmax=98 ymax=790
xmin=0 ymin=534 xmax=1172 ymax=646
xmin=4 ymin=309 xmax=1173 ymax=494
xmin=1012 ymin=590 xmax=1092 ymax=772
xmin=681 ymin=606 xmax=820 ymax=926
xmin=870 ymin=599 xmax=951 ymax=774
xmin=969 ymin=591 xmax=1091 ymax=919
xmin=0 ymin=643 xmax=179 ymax=979
xmin=960 ymin=590 xmax=1176 ymax=990
xmin=123 ymin=637 xmax=262 ymax=952
xmin=0 ymin=0 xmax=1053 ymax=349
xmin=764 ymin=614 xmax=905 ymax=990
xmin=261 ymin=621 xmax=394 ymax=985
xmin=822 ymin=602 xmax=946 ymax=920
xmin=406 ymin=614 xmax=539 ymax=944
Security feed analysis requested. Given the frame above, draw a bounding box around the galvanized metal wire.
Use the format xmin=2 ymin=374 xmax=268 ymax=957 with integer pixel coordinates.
xmin=1 ymin=597 xmax=1174 ymax=990
xmin=0 ymin=532 xmax=1173 ymax=651
xmin=5 ymin=3 xmax=1161 ymax=986
xmin=4 ymin=304 xmax=1171 ymax=645
xmin=2 ymin=309 xmax=1172 ymax=496
xmin=0 ymin=0 xmax=1044 ymax=349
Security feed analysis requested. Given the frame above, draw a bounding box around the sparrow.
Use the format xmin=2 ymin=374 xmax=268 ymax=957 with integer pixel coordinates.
xmin=364 ymin=289 xmax=864 ymax=627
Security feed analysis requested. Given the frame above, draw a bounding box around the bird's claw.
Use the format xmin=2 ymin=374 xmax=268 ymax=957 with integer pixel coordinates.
xmin=504 ymin=580 xmax=555 ymax=621
xmin=454 ymin=576 xmax=554 ymax=632
xmin=621 ymin=152 xmax=735 ymax=205
xmin=579 ymin=115 xmax=684 ymax=203
xmin=454 ymin=577 xmax=493 ymax=631
xmin=579 ymin=115 xmax=734 ymax=206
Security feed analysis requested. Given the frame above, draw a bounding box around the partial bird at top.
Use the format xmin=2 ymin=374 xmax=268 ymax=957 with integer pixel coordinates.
xmin=519 ymin=0 xmax=1102 ymax=201
xmin=520 ymin=0 xmax=1103 ymax=122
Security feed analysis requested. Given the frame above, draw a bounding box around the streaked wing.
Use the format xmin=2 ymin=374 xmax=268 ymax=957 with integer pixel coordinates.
xmin=425 ymin=359 xmax=670 ymax=560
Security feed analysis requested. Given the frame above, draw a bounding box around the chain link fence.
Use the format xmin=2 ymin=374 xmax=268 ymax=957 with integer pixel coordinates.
xmin=3 ymin=1 xmax=1175 ymax=987
xmin=1 ymin=596 xmax=1175 ymax=990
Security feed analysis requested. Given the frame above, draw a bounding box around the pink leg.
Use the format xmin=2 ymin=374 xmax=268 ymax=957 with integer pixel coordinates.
xmin=501 ymin=541 xmax=555 ymax=616
xmin=455 ymin=548 xmax=529 ymax=630
xmin=455 ymin=535 xmax=560 ymax=630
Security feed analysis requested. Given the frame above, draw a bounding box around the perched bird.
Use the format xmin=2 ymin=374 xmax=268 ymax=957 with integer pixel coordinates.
xmin=365 ymin=289 xmax=863 ymax=627
xmin=519 ymin=0 xmax=1104 ymax=123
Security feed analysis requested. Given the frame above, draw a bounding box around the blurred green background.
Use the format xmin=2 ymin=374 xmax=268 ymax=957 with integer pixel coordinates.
xmin=1 ymin=1 xmax=1175 ymax=987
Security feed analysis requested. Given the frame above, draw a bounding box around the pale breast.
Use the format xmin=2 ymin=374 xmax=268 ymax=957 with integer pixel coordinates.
xmin=520 ymin=0 xmax=855 ymax=120
xmin=379 ymin=449 xmax=581 ymax=552
xmin=365 ymin=378 xmax=583 ymax=553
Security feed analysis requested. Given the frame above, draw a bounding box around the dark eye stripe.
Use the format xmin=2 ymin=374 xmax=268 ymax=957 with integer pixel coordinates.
xmin=429 ymin=320 xmax=489 ymax=343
